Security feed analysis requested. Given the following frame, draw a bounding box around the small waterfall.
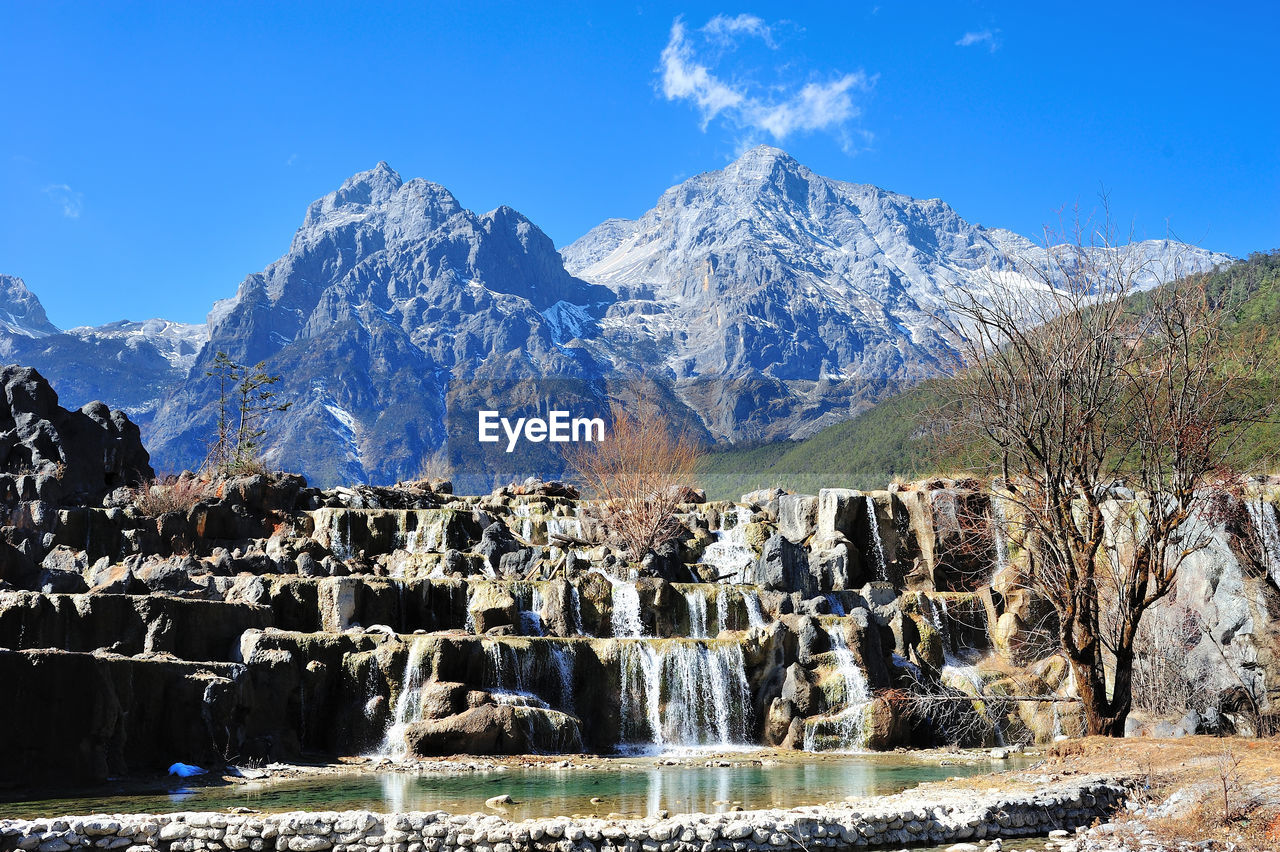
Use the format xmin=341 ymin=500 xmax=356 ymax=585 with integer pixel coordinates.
xmin=1246 ymin=498 xmax=1280 ymax=585
xmin=619 ymin=642 xmax=662 ymax=746
xmin=313 ymin=509 xmax=353 ymax=560
xmin=864 ymin=497 xmax=887 ymax=581
xmin=702 ymin=506 xmax=756 ymax=583
xmin=613 ymin=580 xmax=643 ymax=637
xmin=484 ymin=640 xmax=547 ymax=707
xmin=716 ymin=587 xmax=729 ymax=635
xmin=824 ymin=593 xmax=846 ymax=617
xmin=921 ymin=594 xmax=956 ymax=664
xmin=684 ymin=588 xmax=709 ymax=638
xmin=991 ymin=493 xmax=1011 ymax=573
xmin=569 ymin=584 xmax=585 ymax=636
xmin=379 ymin=637 xmax=431 ymax=757
xmin=592 ymin=567 xmax=644 ymax=637
xmin=803 ymin=622 xmax=872 ymax=752
xmin=516 ymin=583 xmax=546 ymax=636
xmin=617 ymin=640 xmax=751 ymax=750
xmin=399 ymin=511 xmax=441 ymax=555
xmin=551 ymin=642 xmax=578 ymax=713
xmin=926 ymin=595 xmax=1005 ymax=745
xmin=743 ymin=591 xmax=768 ymax=631
xmin=512 ymin=503 xmax=535 ymax=542
xmin=547 ymin=515 xmax=582 ymax=542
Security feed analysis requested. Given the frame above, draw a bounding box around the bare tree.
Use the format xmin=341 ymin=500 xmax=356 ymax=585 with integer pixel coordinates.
xmin=204 ymin=353 xmax=292 ymax=477
xmin=943 ymin=207 xmax=1265 ymax=735
xmin=565 ymin=386 xmax=704 ymax=564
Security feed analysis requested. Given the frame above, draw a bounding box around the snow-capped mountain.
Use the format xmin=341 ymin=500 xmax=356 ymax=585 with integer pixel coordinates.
xmin=563 ymin=145 xmax=1232 ymax=440
xmin=146 ymin=162 xmax=619 ymax=486
xmin=0 ymin=275 xmax=206 ymax=425
xmin=0 ymin=276 xmax=59 ymax=339
xmin=3 ymin=148 xmax=1233 ymax=485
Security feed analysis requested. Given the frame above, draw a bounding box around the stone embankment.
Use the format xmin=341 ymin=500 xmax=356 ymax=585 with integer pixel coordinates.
xmin=0 ymin=779 xmax=1127 ymax=852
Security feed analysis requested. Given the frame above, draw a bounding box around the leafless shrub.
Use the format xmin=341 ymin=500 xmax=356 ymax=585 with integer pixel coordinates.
xmin=1131 ymin=603 xmax=1206 ymax=718
xmin=565 ymin=386 xmax=703 ymax=563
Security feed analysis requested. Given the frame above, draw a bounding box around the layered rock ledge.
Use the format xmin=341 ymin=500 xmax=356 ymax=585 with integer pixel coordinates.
xmin=0 ymin=778 xmax=1127 ymax=852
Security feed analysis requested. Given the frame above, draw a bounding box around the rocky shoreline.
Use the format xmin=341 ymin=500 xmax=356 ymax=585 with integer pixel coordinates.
xmin=0 ymin=777 xmax=1128 ymax=852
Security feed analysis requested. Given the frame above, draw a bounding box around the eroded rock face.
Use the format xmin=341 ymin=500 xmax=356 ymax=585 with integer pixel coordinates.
xmin=0 ymin=648 xmax=254 ymax=786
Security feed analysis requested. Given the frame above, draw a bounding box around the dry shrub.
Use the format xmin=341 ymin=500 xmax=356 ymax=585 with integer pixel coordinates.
xmin=565 ymin=389 xmax=703 ymax=562
xmin=132 ymin=475 xmax=211 ymax=516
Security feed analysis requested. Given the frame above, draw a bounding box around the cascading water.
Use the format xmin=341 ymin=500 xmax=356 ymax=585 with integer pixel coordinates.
xmin=399 ymin=512 xmax=442 ymax=555
xmin=550 ymin=642 xmax=578 ymax=713
xmin=1246 ymin=498 xmax=1280 ymax=585
xmin=379 ymin=637 xmax=432 ymax=757
xmin=569 ymin=584 xmax=586 ymax=636
xmin=591 ymin=567 xmax=644 ymax=638
xmin=684 ymin=589 xmax=709 ymax=638
xmin=702 ymin=506 xmax=756 ymax=583
xmin=743 ymin=591 xmax=768 ymax=631
xmin=864 ymin=497 xmax=887 ymax=581
xmin=617 ymin=640 xmax=752 ymax=751
xmin=515 ymin=583 xmax=546 ymax=636
xmin=803 ymin=623 xmax=872 ymax=752
xmin=924 ymin=595 xmax=1005 ymax=745
xmin=716 ymin=587 xmax=729 ymax=635
xmin=991 ymin=494 xmax=1011 ymax=573
xmin=512 ymin=503 xmax=535 ymax=542
xmin=484 ymin=639 xmax=548 ymax=707
xmin=921 ymin=594 xmax=956 ymax=663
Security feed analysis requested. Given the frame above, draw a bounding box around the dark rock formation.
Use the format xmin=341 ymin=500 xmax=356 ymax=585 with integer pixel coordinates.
xmin=1 ymin=365 xmax=152 ymax=506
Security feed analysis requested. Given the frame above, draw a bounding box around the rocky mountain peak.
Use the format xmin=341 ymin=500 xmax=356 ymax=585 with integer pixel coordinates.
xmin=0 ymin=275 xmax=59 ymax=338
xmin=300 ymin=161 xmax=405 ymax=227
xmin=726 ymin=143 xmax=804 ymax=179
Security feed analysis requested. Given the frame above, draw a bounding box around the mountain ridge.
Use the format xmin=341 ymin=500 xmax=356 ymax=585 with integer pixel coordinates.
xmin=1 ymin=147 xmax=1235 ymax=486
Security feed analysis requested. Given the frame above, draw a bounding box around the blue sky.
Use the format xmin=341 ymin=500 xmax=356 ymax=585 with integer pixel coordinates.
xmin=2 ymin=1 xmax=1277 ymax=328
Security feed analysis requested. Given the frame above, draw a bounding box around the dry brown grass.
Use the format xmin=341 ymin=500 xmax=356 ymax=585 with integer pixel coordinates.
xmin=1039 ymin=737 xmax=1280 ymax=851
xmin=131 ymin=475 xmax=211 ymax=516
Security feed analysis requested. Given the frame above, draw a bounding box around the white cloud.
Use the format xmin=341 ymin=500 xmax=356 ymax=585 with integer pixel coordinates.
xmin=659 ymin=14 xmax=873 ymax=148
xmin=955 ymin=29 xmax=1000 ymax=52
xmin=43 ymin=184 xmax=83 ymax=218
xmin=702 ymin=13 xmax=774 ymax=47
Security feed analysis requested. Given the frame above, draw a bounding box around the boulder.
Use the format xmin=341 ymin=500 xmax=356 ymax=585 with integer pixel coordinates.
xmin=778 ymin=494 xmax=818 ymax=544
xmin=781 ymin=662 xmax=820 ymax=716
xmin=861 ymin=695 xmax=910 ymax=750
xmin=537 ymin=578 xmax=578 ymax=637
xmin=476 ymin=522 xmax=520 ymax=571
xmin=754 ymin=534 xmax=814 ymax=597
xmin=816 ymin=488 xmax=865 ymax=542
xmin=467 ymin=583 xmax=519 ymax=634
xmin=39 ymin=567 xmax=88 ymax=594
xmin=404 ymin=704 xmax=583 ymax=755
xmin=419 ymin=681 xmax=469 ymax=720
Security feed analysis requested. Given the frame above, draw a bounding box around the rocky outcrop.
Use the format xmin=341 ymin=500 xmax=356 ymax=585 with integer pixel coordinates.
xmin=0 ymin=365 xmax=152 ymax=506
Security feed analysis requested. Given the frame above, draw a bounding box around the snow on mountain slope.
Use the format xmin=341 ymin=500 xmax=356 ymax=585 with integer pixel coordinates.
xmin=563 ymin=145 xmax=1231 ymax=440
